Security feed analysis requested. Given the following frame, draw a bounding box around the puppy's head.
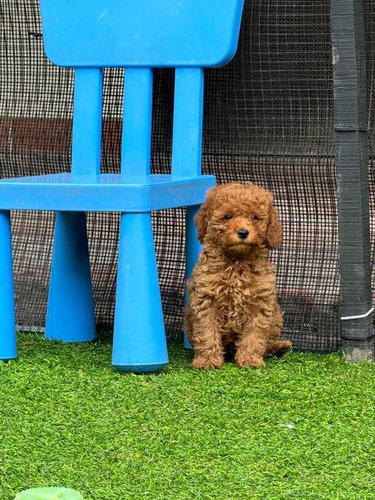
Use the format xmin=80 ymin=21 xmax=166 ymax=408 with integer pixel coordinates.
xmin=196 ymin=183 xmax=282 ymax=258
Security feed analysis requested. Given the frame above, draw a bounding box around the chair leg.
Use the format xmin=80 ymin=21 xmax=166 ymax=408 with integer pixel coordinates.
xmin=112 ymin=212 xmax=168 ymax=372
xmin=45 ymin=211 xmax=96 ymax=342
xmin=184 ymin=205 xmax=202 ymax=349
xmin=0 ymin=210 xmax=16 ymax=361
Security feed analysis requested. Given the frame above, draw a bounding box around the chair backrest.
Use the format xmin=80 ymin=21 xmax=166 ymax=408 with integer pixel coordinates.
xmin=39 ymin=0 xmax=244 ymax=177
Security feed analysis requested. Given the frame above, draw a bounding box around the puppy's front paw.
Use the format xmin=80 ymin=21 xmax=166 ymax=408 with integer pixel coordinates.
xmin=192 ymin=355 xmax=224 ymax=370
xmin=236 ymin=353 xmax=266 ymax=369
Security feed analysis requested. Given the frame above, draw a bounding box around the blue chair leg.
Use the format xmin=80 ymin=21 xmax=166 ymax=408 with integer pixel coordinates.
xmin=112 ymin=212 xmax=168 ymax=373
xmin=0 ymin=210 xmax=16 ymax=361
xmin=45 ymin=211 xmax=96 ymax=342
xmin=184 ymin=205 xmax=202 ymax=349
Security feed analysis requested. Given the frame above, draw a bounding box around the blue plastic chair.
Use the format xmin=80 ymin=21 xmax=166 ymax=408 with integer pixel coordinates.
xmin=0 ymin=0 xmax=244 ymax=372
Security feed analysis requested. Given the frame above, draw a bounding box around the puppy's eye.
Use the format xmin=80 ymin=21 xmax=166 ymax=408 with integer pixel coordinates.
xmin=252 ymin=214 xmax=259 ymax=222
xmin=223 ymin=214 xmax=233 ymax=221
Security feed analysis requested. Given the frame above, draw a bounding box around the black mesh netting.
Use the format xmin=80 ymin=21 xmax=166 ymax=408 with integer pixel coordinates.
xmin=0 ymin=0 xmax=353 ymax=351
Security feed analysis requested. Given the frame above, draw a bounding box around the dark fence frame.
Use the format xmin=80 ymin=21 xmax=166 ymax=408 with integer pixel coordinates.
xmin=331 ymin=0 xmax=374 ymax=361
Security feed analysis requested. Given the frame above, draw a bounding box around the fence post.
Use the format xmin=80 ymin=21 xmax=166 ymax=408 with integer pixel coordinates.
xmin=331 ymin=0 xmax=374 ymax=361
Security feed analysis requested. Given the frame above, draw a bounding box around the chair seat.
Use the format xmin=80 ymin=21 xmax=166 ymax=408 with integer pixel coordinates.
xmin=0 ymin=173 xmax=215 ymax=212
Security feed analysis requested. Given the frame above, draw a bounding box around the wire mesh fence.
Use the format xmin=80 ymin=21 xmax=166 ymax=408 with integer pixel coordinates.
xmin=1 ymin=0 xmax=373 ymax=351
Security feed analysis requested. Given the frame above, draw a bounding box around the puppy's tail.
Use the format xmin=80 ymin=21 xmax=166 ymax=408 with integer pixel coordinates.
xmin=264 ymin=340 xmax=292 ymax=358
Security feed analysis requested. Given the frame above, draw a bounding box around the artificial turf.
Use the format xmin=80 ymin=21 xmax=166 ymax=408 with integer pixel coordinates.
xmin=0 ymin=332 xmax=374 ymax=500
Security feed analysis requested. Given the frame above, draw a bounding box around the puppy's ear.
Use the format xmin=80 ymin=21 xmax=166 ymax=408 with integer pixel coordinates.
xmin=266 ymin=202 xmax=282 ymax=250
xmin=195 ymin=187 xmax=217 ymax=244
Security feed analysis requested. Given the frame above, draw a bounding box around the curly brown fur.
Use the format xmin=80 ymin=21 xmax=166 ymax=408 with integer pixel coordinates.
xmin=185 ymin=182 xmax=291 ymax=369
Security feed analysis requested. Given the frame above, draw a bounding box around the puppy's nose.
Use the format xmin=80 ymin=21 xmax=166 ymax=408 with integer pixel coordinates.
xmin=237 ymin=229 xmax=249 ymax=240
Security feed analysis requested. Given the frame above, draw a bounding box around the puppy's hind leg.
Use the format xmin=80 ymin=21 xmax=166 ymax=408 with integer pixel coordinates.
xmin=264 ymin=306 xmax=291 ymax=358
xmin=264 ymin=339 xmax=292 ymax=358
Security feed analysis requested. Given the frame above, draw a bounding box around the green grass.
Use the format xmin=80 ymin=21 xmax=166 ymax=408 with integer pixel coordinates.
xmin=1 ymin=332 xmax=374 ymax=500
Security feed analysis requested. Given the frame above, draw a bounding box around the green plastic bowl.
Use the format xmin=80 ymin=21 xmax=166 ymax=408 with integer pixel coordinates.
xmin=15 ymin=487 xmax=83 ymax=500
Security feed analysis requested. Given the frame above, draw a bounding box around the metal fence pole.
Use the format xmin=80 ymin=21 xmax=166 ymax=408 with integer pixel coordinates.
xmin=331 ymin=0 xmax=374 ymax=361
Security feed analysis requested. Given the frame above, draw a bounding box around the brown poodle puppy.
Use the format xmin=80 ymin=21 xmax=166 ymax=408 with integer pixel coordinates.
xmin=185 ymin=182 xmax=291 ymax=369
